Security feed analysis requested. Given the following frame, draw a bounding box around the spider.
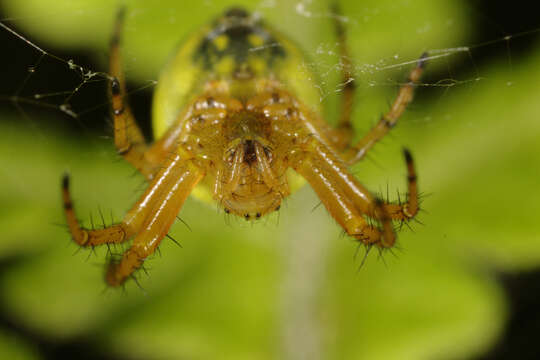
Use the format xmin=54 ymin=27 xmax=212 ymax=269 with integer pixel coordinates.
xmin=61 ymin=6 xmax=425 ymax=287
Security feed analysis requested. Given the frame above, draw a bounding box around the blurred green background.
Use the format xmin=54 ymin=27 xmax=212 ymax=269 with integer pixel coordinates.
xmin=0 ymin=0 xmax=539 ymax=359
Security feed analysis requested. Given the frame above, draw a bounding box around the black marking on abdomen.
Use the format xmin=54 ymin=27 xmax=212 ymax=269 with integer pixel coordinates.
xmin=193 ymin=9 xmax=286 ymax=74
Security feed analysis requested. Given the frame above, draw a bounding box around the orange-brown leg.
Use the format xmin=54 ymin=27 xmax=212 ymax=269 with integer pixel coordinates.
xmin=303 ymin=136 xmax=418 ymax=219
xmin=108 ymin=8 xmax=154 ymax=177
xmin=381 ymin=149 xmax=419 ymax=221
xmin=292 ymin=140 xmax=395 ymax=247
xmin=331 ymin=2 xmax=356 ymax=150
xmin=340 ymin=53 xmax=428 ymax=165
xmin=62 ymin=175 xmax=132 ymax=247
xmin=109 ymin=9 xmax=186 ymax=180
xmin=59 ymin=10 xmax=160 ymax=249
xmin=328 ymin=143 xmax=419 ymax=223
xmin=63 ymin=9 xmax=207 ymax=286
xmin=108 ymin=8 xmax=200 ymax=183
xmin=63 ymin=153 xmax=204 ymax=286
xmin=105 ymin=156 xmax=204 ymax=286
xmin=62 ymin=153 xmax=200 ymax=247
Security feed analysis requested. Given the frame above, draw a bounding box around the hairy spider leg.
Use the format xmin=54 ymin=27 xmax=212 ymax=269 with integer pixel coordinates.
xmin=312 ymin=139 xmax=420 ymax=223
xmin=62 ymin=9 xmax=212 ymax=287
xmin=292 ymin=138 xmax=396 ymax=247
xmin=105 ymin=156 xmax=204 ymax=286
xmin=63 ymin=157 xmax=203 ymax=287
xmin=109 ymin=8 xmax=187 ymax=180
xmin=109 ymin=8 xmax=150 ymax=174
xmin=331 ymin=2 xmax=356 ymax=146
xmin=341 ymin=53 xmax=428 ymax=165
xmin=380 ymin=148 xmax=419 ymax=220
xmin=62 ymin=175 xmax=132 ymax=246
xmin=62 ymin=151 xmax=202 ymax=251
xmin=326 ymin=7 xmax=423 ymax=224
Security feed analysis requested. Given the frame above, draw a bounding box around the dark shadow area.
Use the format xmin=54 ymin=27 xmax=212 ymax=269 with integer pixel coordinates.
xmin=0 ymin=10 xmax=153 ymax=141
xmin=467 ymin=0 xmax=540 ymax=63
xmin=475 ymin=270 xmax=540 ymax=360
xmin=420 ymin=0 xmax=540 ymax=100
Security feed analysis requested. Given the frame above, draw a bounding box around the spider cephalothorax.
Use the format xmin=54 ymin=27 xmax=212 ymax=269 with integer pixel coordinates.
xmin=62 ymin=7 xmax=425 ymax=286
xmin=184 ymin=92 xmax=292 ymax=219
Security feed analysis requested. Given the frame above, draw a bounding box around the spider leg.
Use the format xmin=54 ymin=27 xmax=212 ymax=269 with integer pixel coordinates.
xmin=341 ymin=53 xmax=428 ymax=165
xmin=62 ymin=175 xmax=132 ymax=246
xmin=309 ymin=140 xmax=420 ymax=222
xmin=105 ymin=156 xmax=204 ymax=286
xmin=292 ymin=139 xmax=396 ymax=247
xmin=62 ymin=153 xmax=203 ymax=269
xmin=108 ymin=9 xmax=196 ymax=181
xmin=108 ymin=8 xmax=153 ymax=176
xmin=331 ymin=2 xmax=356 ymax=150
xmin=380 ymin=149 xmax=419 ymax=221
